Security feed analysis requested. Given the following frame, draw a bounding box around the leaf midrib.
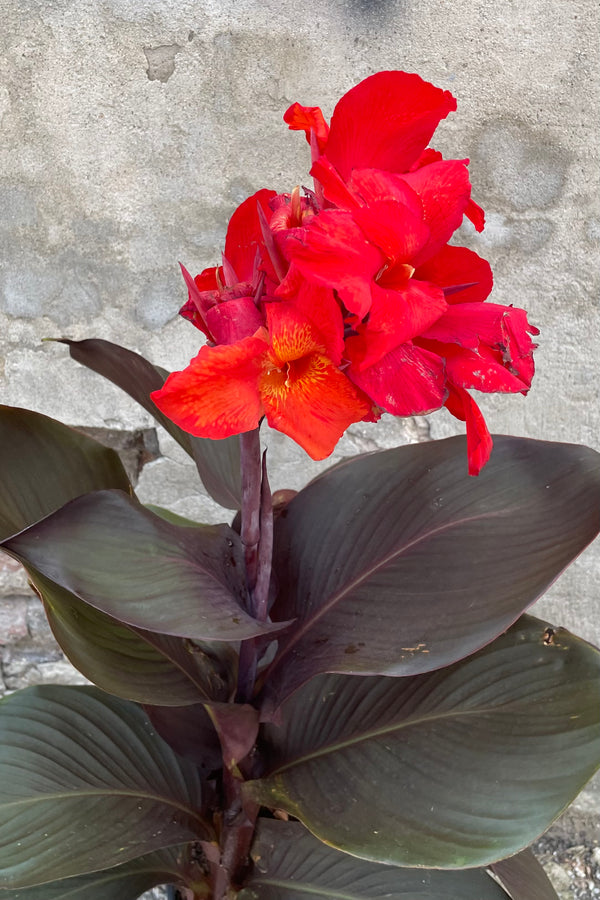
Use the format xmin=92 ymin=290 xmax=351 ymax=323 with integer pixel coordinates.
xmin=0 ymin=785 xmax=208 ymax=831
xmin=269 ymin=505 xmax=521 ymax=677
xmin=266 ymin=695 xmax=553 ymax=777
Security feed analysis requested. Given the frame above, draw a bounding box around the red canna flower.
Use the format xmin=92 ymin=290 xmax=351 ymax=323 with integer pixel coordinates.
xmin=151 ymin=287 xmax=373 ymax=460
xmin=279 ymin=70 xmax=538 ymax=474
xmin=156 ymin=71 xmax=537 ymax=473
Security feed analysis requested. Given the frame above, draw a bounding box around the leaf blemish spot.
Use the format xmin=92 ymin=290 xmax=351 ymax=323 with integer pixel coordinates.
xmin=542 ymin=627 xmax=556 ymax=645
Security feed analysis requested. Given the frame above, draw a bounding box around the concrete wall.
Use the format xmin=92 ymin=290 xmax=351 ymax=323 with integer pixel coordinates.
xmin=1 ymin=0 xmax=599 ymax=842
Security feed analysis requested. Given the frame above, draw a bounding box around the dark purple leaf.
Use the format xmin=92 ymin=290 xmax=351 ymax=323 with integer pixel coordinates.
xmin=143 ymin=703 xmax=223 ymax=773
xmin=489 ymin=848 xmax=561 ymax=899
xmin=0 ymin=844 xmax=208 ymax=900
xmin=35 ymin=569 xmax=236 ymax=705
xmin=0 ymin=404 xmax=130 ymax=541
xmin=262 ymin=435 xmax=600 ymax=712
xmin=2 ymin=490 xmax=287 ymax=642
xmin=206 ymin=702 xmax=260 ymax=768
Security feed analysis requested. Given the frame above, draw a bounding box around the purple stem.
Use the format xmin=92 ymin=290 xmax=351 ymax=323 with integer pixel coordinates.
xmin=240 ymin=429 xmax=262 ymax=599
xmin=253 ymin=451 xmax=273 ymax=622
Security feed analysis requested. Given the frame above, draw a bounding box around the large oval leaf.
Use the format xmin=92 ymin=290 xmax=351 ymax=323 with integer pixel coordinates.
xmin=2 ymin=490 xmax=285 ymax=642
xmin=247 ymin=616 xmax=600 ymax=868
xmin=240 ymin=819 xmax=510 ymax=900
xmin=0 ymin=844 xmax=207 ymax=900
xmin=0 ymin=686 xmax=210 ymax=888
xmin=56 ymin=337 xmax=241 ymax=509
xmin=34 ymin=570 xmax=236 ymax=705
xmin=262 ymin=435 xmax=600 ymax=711
xmin=0 ymin=405 xmax=131 ymax=541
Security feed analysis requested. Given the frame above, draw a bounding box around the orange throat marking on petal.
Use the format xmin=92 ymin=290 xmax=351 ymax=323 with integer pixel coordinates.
xmin=260 ymin=354 xmax=316 ymax=397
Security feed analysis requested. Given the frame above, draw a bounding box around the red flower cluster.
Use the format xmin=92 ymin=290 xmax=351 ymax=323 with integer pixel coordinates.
xmin=152 ymin=71 xmax=538 ymax=474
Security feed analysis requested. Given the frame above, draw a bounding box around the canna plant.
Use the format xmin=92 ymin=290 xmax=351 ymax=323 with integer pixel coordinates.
xmin=0 ymin=71 xmax=599 ymax=900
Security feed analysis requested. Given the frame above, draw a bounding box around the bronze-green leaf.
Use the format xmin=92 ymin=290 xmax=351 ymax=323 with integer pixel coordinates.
xmin=0 ymin=844 xmax=209 ymax=900
xmin=240 ymin=819 xmax=510 ymax=899
xmin=247 ymin=616 xmax=600 ymax=869
xmin=0 ymin=686 xmax=210 ymax=888
xmin=489 ymin=848 xmax=561 ymax=899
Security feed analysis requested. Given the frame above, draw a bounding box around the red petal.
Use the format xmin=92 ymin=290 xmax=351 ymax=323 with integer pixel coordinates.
xmin=178 ymin=263 xmax=215 ymax=339
xmin=348 ymin=342 xmax=447 ymax=416
xmin=285 ymin=209 xmax=383 ymax=318
xmin=224 ymin=189 xmax=278 ymax=284
xmin=349 ymin=169 xmax=423 ymax=217
xmin=310 ymin=156 xmax=360 ymax=209
xmin=409 ymin=147 xmax=444 ymax=170
xmin=444 ymin=383 xmax=492 ymax=475
xmin=193 ymin=266 xmax=219 ymax=291
xmin=414 ymin=245 xmax=493 ymax=304
xmin=419 ymin=341 xmax=530 ymax=394
xmin=284 ymin=282 xmax=345 ymax=365
xmin=284 ymin=102 xmax=330 ymax=154
xmin=346 ymin=281 xmax=447 ymax=372
xmin=502 ymin=307 xmax=539 ymax=386
xmin=400 ymin=160 xmax=472 ymax=265
xmin=325 ymin=71 xmax=457 ymax=181
xmin=465 ymin=197 xmax=485 ymax=232
xmin=260 ymin=353 xmax=370 ymax=460
xmin=422 ymin=302 xmax=515 ymax=349
xmin=420 ymin=303 xmax=538 ymax=388
xmin=150 ymin=335 xmax=268 ymax=439
xmin=205 ymin=296 xmax=265 ymax=345
xmin=352 ymin=200 xmax=430 ymax=266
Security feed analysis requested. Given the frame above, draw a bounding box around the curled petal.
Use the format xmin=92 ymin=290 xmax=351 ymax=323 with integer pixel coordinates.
xmin=444 ymin=383 xmax=493 ymax=476
xmin=421 ymin=302 xmax=518 ymax=349
xmin=348 ymin=342 xmax=447 ymax=417
xmin=419 ymin=341 xmax=531 ymax=394
xmin=421 ymin=303 xmax=538 ymax=388
xmin=446 ymin=345 xmax=531 ymax=393
xmin=260 ymin=353 xmax=371 ymax=460
xmin=311 ymin=156 xmax=360 ymax=209
xmin=284 ymin=102 xmax=330 ymax=154
xmin=325 ymin=71 xmax=457 ymax=180
xmin=465 ymin=197 xmax=485 ymax=232
xmin=150 ymin=335 xmax=268 ymax=439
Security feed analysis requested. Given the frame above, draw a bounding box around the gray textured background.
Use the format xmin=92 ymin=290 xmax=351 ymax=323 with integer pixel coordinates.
xmin=1 ymin=0 xmax=599 ymax=868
